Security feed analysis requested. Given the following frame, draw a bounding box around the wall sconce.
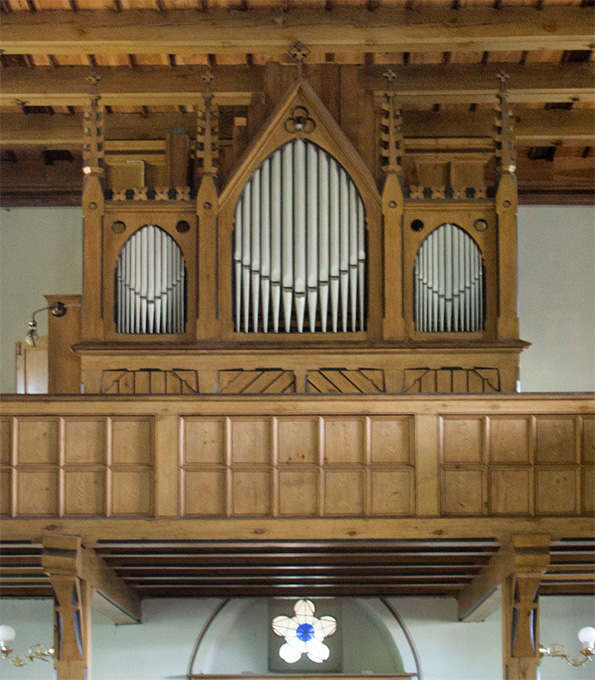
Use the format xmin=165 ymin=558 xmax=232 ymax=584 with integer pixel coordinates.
xmin=540 ymin=626 xmax=595 ymax=667
xmin=0 ymin=625 xmax=54 ymax=667
xmin=24 ymin=301 xmax=67 ymax=348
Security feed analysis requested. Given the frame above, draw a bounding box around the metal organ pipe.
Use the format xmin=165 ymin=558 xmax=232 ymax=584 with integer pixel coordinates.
xmin=115 ymin=225 xmax=186 ymax=334
xmin=414 ymin=223 xmax=484 ymax=333
xmin=233 ymin=139 xmax=366 ymax=333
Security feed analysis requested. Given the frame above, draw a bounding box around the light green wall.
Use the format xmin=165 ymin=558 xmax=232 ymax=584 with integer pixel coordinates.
xmin=0 ymin=205 xmax=593 ymax=393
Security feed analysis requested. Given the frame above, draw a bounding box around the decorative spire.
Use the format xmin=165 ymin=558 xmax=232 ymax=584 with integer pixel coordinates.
xmin=288 ymin=40 xmax=310 ymax=80
xmin=196 ymin=69 xmax=219 ymax=178
xmin=494 ymin=71 xmax=516 ymax=174
xmin=380 ymin=68 xmax=404 ymax=175
xmin=82 ymin=73 xmax=104 ymax=182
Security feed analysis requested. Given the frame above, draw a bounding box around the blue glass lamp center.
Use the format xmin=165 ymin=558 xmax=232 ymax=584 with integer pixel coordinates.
xmin=296 ymin=623 xmax=315 ymax=642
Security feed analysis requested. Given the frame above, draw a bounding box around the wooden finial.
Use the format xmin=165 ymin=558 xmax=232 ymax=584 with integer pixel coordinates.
xmin=288 ymin=40 xmax=310 ymax=80
xmin=196 ymin=70 xmax=219 ymax=179
xmin=202 ymin=69 xmax=215 ymax=108
xmin=381 ymin=68 xmax=404 ymax=175
xmin=494 ymin=71 xmax=516 ymax=174
xmin=383 ymin=68 xmax=397 ymax=92
xmin=86 ymin=72 xmax=102 ymax=99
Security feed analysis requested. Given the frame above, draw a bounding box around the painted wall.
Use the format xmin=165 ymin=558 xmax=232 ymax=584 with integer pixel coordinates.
xmin=0 ymin=205 xmax=593 ymax=393
xmin=0 ymin=596 xmax=593 ymax=680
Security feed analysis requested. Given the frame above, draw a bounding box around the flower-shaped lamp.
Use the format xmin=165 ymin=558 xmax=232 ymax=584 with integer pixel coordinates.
xmin=272 ymin=599 xmax=337 ymax=664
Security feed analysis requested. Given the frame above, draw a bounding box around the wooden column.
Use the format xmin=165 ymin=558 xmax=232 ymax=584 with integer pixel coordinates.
xmin=44 ymin=294 xmax=81 ymax=394
xmin=495 ymin=72 xmax=520 ymax=340
xmin=502 ymin=534 xmax=550 ymax=680
xmin=196 ymin=73 xmax=220 ymax=340
xmin=81 ymin=75 xmax=105 ymax=342
xmin=380 ymin=69 xmax=406 ymax=339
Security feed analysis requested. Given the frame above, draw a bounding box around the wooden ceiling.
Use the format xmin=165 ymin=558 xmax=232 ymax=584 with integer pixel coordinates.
xmin=0 ymin=0 xmax=593 ymax=203
xmin=1 ymin=538 xmax=593 ymax=599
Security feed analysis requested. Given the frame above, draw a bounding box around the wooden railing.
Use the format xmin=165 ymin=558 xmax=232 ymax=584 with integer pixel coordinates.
xmin=0 ymin=394 xmax=592 ymax=521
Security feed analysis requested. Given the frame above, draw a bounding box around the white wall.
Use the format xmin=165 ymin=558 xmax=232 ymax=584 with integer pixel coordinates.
xmin=0 ymin=207 xmax=83 ymax=393
xmin=0 ymin=205 xmax=593 ymax=393
xmin=0 ymin=596 xmax=592 ymax=680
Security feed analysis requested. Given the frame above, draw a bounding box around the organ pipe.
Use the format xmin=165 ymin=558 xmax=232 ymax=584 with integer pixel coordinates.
xmin=234 ymin=139 xmax=366 ymax=334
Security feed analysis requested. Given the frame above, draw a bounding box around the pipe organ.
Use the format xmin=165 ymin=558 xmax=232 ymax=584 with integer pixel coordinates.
xmin=67 ymin=64 xmax=525 ymax=396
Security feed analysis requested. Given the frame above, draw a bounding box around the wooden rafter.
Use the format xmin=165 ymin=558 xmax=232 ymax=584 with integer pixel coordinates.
xmin=1 ymin=7 xmax=593 ymax=55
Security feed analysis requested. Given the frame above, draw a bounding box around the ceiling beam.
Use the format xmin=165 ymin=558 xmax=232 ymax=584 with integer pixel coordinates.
xmin=1 ymin=63 xmax=592 ymax=107
xmin=2 ymin=109 xmax=593 ymax=147
xmin=1 ymin=7 xmax=593 ymax=55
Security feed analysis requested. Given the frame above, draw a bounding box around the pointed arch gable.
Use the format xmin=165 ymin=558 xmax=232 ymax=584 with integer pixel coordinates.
xmin=220 ymin=79 xmax=381 ymax=213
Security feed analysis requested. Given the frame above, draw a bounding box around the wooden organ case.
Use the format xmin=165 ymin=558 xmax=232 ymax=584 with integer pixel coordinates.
xmin=73 ymin=65 xmax=527 ymax=397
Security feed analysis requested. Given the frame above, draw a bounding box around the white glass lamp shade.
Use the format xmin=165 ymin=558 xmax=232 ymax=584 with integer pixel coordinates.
xmin=0 ymin=625 xmax=16 ymax=644
xmin=578 ymin=626 xmax=595 ymax=648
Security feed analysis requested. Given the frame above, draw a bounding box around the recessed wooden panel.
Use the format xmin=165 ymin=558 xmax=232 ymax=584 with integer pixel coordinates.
xmin=65 ymin=470 xmax=105 ymax=515
xmin=278 ymin=470 xmax=318 ymax=516
xmin=184 ymin=470 xmax=225 ymax=516
xmin=371 ymin=470 xmax=413 ymax=516
xmin=324 ymin=470 xmax=364 ymax=516
xmin=232 ymin=470 xmax=270 ymax=515
xmin=536 ymin=468 xmax=578 ymax=515
xmin=370 ymin=417 xmax=412 ymax=464
xmin=184 ymin=418 xmax=225 ymax=464
xmin=489 ymin=468 xmax=531 ymax=515
xmin=442 ymin=469 xmax=484 ymax=515
xmin=231 ymin=419 xmax=270 ymax=464
xmin=324 ymin=419 xmax=364 ymax=465
xmin=0 ymin=470 xmax=11 ymax=515
xmin=277 ymin=419 xmax=318 ymax=464
xmin=442 ymin=417 xmax=483 ymax=463
xmin=17 ymin=418 xmax=58 ymax=464
xmin=111 ymin=470 xmax=153 ymax=515
xmin=582 ymin=468 xmax=594 ymax=514
xmin=111 ymin=418 xmax=153 ymax=465
xmin=0 ymin=417 xmax=12 ymax=464
xmin=536 ymin=416 xmax=577 ymax=464
xmin=17 ymin=470 xmax=58 ymax=515
xmin=489 ymin=416 xmax=530 ymax=464
xmin=64 ymin=419 xmax=105 ymax=464
xmin=582 ymin=416 xmax=594 ymax=463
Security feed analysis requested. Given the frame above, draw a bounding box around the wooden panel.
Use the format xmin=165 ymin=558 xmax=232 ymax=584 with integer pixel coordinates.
xmin=489 ymin=468 xmax=531 ymax=515
xmin=183 ymin=470 xmax=225 ymax=516
xmin=183 ymin=418 xmax=225 ymax=464
xmin=535 ymin=468 xmax=578 ymax=515
xmin=0 ymin=470 xmax=11 ymax=515
xmin=231 ymin=419 xmax=270 ymax=464
xmin=277 ymin=418 xmax=318 ymax=464
xmin=219 ymin=369 xmax=295 ymax=394
xmin=17 ymin=470 xmax=58 ymax=515
xmin=307 ymin=369 xmax=385 ymax=394
xmin=324 ymin=419 xmax=364 ymax=465
xmin=582 ymin=468 xmax=594 ymax=514
xmin=325 ymin=470 xmax=364 ymax=516
xmin=64 ymin=418 xmax=105 ymax=464
xmin=371 ymin=470 xmax=413 ymax=516
xmin=0 ymin=417 xmax=12 ymax=464
xmin=442 ymin=417 xmax=484 ymax=464
xmin=536 ymin=416 xmax=577 ymax=464
xmin=111 ymin=418 xmax=153 ymax=465
xmin=489 ymin=416 xmax=531 ymax=464
xmin=17 ymin=418 xmax=58 ymax=464
xmin=232 ymin=470 xmax=270 ymax=515
xmin=442 ymin=469 xmax=484 ymax=516
xmin=278 ymin=470 xmax=318 ymax=517
xmin=111 ymin=470 xmax=153 ymax=515
xmin=370 ymin=417 xmax=412 ymax=464
xmin=65 ymin=470 xmax=105 ymax=515
xmin=582 ymin=415 xmax=594 ymax=463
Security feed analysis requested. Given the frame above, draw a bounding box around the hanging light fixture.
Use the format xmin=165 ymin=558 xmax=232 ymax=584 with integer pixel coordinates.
xmin=0 ymin=625 xmax=54 ymax=667
xmin=540 ymin=626 xmax=595 ymax=667
xmin=24 ymin=301 xmax=67 ymax=348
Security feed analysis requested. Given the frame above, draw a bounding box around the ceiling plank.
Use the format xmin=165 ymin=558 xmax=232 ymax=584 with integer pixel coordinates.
xmin=0 ymin=63 xmax=592 ymax=106
xmin=2 ymin=109 xmax=592 ymax=146
xmin=1 ymin=7 xmax=593 ymax=55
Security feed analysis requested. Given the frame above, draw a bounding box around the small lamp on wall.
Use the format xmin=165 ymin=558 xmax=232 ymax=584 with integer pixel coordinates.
xmin=24 ymin=301 xmax=67 ymax=348
xmin=540 ymin=626 xmax=595 ymax=667
xmin=0 ymin=625 xmax=54 ymax=667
